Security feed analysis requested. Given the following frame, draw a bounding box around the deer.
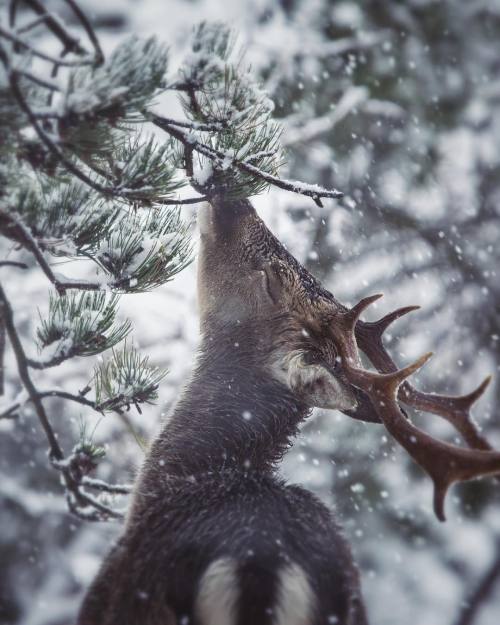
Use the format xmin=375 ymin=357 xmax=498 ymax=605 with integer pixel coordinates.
xmin=77 ymin=192 xmax=500 ymax=625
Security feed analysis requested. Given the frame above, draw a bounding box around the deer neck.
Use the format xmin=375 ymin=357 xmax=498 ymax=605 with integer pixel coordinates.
xmin=147 ymin=321 xmax=308 ymax=478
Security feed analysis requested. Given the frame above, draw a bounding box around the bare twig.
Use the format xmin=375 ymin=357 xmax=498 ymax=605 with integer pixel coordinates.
xmin=0 ymin=283 xmax=65 ymax=458
xmin=454 ymin=542 xmax=500 ymax=625
xmin=21 ymin=0 xmax=88 ymax=57
xmin=170 ymin=195 xmax=208 ymax=204
xmin=0 ymin=385 xmax=136 ymax=420
xmin=0 ymin=389 xmax=98 ymax=420
xmin=62 ymin=480 xmax=124 ymax=520
xmin=15 ymin=68 xmax=61 ymax=92
xmin=8 ymin=0 xmax=19 ymax=30
xmin=0 ymin=306 xmax=4 ymax=396
xmin=27 ymin=353 xmax=74 ymax=370
xmin=0 ymin=260 xmax=28 ymax=269
xmin=0 ymin=25 xmax=95 ymax=66
xmin=165 ymin=81 xmax=200 ymax=92
xmin=154 ymin=115 xmax=225 ymax=132
xmin=15 ymin=14 xmax=51 ymax=35
xmin=81 ymin=476 xmax=132 ymax=495
xmin=63 ymin=0 xmax=104 ymax=66
xmin=0 ymin=283 xmax=122 ymax=520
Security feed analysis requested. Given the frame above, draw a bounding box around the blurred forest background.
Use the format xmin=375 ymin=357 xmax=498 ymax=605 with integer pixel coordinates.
xmin=1 ymin=1 xmax=499 ymax=624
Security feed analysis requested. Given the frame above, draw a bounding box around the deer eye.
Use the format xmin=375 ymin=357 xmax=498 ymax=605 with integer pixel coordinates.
xmin=302 ymin=351 xmax=322 ymax=366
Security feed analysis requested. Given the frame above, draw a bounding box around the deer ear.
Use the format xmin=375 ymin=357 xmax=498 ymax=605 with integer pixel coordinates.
xmin=286 ymin=354 xmax=357 ymax=411
xmin=259 ymin=261 xmax=284 ymax=305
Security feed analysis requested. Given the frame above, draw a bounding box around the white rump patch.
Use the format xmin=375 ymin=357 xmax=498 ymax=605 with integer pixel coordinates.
xmin=274 ymin=562 xmax=315 ymax=625
xmin=195 ymin=557 xmax=239 ymax=625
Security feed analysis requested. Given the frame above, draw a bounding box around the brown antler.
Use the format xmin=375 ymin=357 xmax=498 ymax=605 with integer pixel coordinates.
xmin=355 ymin=308 xmax=493 ymax=451
xmin=331 ymin=295 xmax=500 ymax=521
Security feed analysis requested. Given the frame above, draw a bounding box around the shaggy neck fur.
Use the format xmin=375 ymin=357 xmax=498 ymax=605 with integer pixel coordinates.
xmin=140 ymin=320 xmax=308 ymax=482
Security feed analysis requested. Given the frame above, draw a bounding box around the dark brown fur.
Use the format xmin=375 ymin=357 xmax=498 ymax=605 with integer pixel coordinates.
xmin=78 ymin=198 xmax=370 ymax=625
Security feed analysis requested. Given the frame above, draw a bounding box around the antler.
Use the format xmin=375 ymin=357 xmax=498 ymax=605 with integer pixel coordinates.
xmin=355 ymin=308 xmax=493 ymax=451
xmin=331 ymin=295 xmax=500 ymax=521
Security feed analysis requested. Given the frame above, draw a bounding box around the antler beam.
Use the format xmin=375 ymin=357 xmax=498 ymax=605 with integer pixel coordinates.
xmin=332 ymin=295 xmax=500 ymax=521
xmin=355 ymin=307 xmax=494 ymax=451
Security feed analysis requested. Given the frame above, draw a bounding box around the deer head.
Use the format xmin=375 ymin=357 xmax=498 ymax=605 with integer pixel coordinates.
xmin=198 ymin=195 xmax=361 ymax=413
xmin=198 ymin=194 xmax=500 ymax=521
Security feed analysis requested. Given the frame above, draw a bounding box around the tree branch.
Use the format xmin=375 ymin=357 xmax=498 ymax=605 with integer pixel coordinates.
xmin=0 ymin=260 xmax=28 ymax=269
xmin=150 ymin=113 xmax=343 ymax=204
xmin=81 ymin=476 xmax=132 ymax=495
xmin=0 ymin=305 xmax=4 ymax=396
xmin=21 ymin=0 xmax=88 ymax=57
xmin=0 ymin=283 xmax=122 ymax=520
xmin=454 ymin=543 xmax=500 ymax=625
xmin=0 ymin=283 xmax=66 ymax=458
xmin=0 ymin=209 xmax=108 ymax=292
xmin=0 ymin=25 xmax=95 ymax=66
xmin=62 ymin=0 xmax=104 ymax=66
xmin=154 ymin=115 xmax=226 ymax=132
xmin=0 ymin=388 xmax=102 ymax=420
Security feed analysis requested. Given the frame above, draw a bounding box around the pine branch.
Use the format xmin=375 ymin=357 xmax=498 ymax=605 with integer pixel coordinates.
xmin=0 ymin=261 xmax=28 ymax=269
xmin=81 ymin=476 xmax=132 ymax=495
xmin=62 ymin=0 xmax=104 ymax=66
xmin=0 ymin=285 xmax=97 ymax=512
xmin=19 ymin=0 xmax=88 ymax=57
xmin=0 ymin=389 xmax=96 ymax=420
xmin=0 ymin=55 xmax=176 ymax=203
xmin=0 ymin=286 xmax=126 ymax=519
xmin=0 ymin=209 xmax=103 ymax=293
xmin=150 ymin=114 xmax=343 ymax=205
xmin=35 ymin=291 xmax=131 ymax=364
xmin=5 ymin=77 xmax=203 ymax=206
xmin=0 ymin=285 xmax=131 ymax=521
xmin=94 ymin=344 xmax=167 ymax=413
xmin=0 ymin=25 xmax=95 ymax=67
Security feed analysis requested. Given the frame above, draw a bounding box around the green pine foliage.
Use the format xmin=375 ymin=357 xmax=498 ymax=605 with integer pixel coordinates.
xmin=93 ymin=344 xmax=167 ymax=413
xmin=0 ymin=2 xmax=337 ymax=519
xmin=179 ymin=22 xmax=284 ymax=198
xmin=37 ymin=292 xmax=131 ymax=363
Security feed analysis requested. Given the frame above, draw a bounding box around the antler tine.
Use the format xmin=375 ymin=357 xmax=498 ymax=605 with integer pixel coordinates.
xmin=450 ymin=375 xmax=492 ymax=410
xmin=377 ymin=352 xmax=433 ymax=396
xmin=356 ymin=305 xmax=420 ymax=372
xmin=364 ymin=305 xmax=421 ymax=341
xmin=356 ymin=309 xmax=494 ymax=452
xmin=403 ymin=376 xmax=494 ymax=451
xmin=341 ymin=352 xmax=500 ymax=521
xmin=333 ymin=294 xmax=383 ymax=367
xmin=335 ymin=302 xmax=500 ymax=520
xmin=343 ymin=293 xmax=384 ymax=329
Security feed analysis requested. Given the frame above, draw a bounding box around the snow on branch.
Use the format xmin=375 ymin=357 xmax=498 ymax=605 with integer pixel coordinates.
xmin=151 ymin=114 xmax=343 ymax=206
xmin=0 ymin=1 xmax=344 ymax=524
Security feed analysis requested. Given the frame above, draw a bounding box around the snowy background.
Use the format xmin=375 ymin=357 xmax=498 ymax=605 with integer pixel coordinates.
xmin=1 ymin=1 xmax=500 ymax=624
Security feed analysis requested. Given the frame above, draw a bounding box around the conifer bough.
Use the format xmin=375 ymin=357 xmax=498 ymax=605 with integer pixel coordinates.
xmin=0 ymin=1 xmax=343 ymax=520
